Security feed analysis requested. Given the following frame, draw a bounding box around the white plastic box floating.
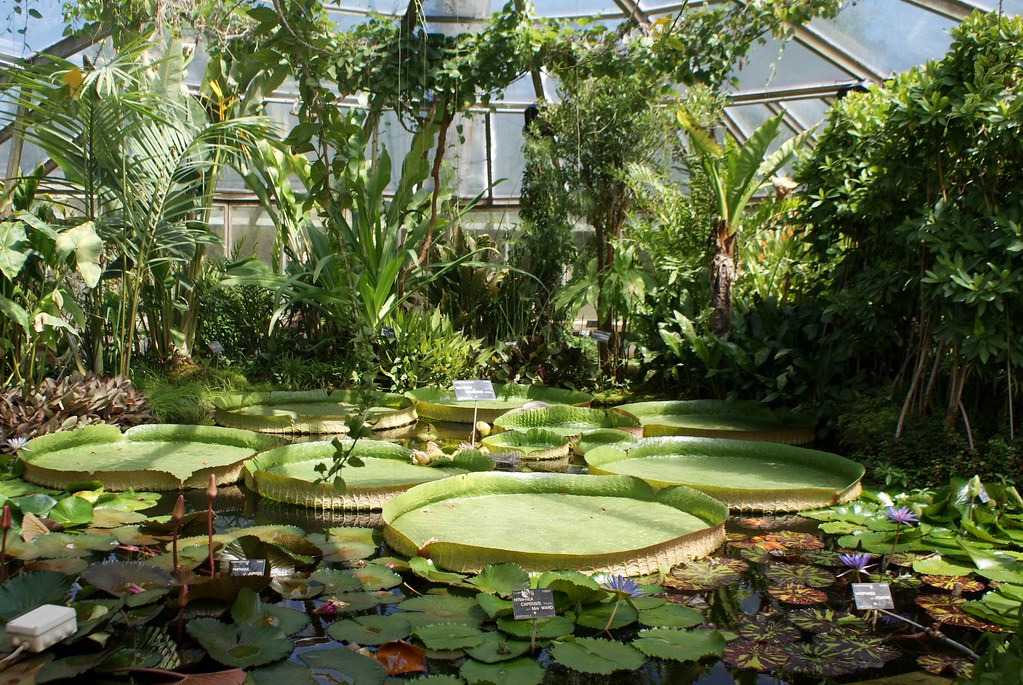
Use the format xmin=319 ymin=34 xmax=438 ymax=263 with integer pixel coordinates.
xmin=6 ymin=604 xmax=77 ymax=652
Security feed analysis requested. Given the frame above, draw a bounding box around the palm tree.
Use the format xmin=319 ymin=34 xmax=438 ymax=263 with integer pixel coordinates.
xmin=678 ymin=111 xmax=809 ymax=334
xmin=1 ymin=39 xmax=272 ymax=376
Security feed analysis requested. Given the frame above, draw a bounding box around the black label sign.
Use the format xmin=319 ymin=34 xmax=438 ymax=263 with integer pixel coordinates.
xmin=452 ymin=380 xmax=497 ymax=402
xmin=511 ymin=588 xmax=556 ymax=620
xmin=590 ymin=330 xmax=612 ymax=344
xmin=851 ymin=582 xmax=894 ymax=610
xmin=207 ymin=340 xmax=225 ymax=354
xmin=230 ymin=559 xmax=267 ymax=577
xmin=380 ymin=326 xmax=396 ymax=340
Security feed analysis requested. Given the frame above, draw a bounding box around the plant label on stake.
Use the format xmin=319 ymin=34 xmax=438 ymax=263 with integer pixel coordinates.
xmin=380 ymin=326 xmax=396 ymax=340
xmin=590 ymin=330 xmax=611 ymax=345
xmin=851 ymin=582 xmax=894 ymax=610
xmin=512 ymin=588 xmax=556 ymax=653
xmin=453 ymin=381 xmax=496 ymax=444
xmin=207 ymin=341 xmax=225 ymax=355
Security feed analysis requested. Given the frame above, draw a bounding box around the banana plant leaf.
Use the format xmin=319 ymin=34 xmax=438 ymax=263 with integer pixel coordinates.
xmin=585 ymin=436 xmax=863 ymax=513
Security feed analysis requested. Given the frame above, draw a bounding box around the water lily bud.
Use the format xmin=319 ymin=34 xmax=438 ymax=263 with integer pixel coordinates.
xmin=172 ymin=494 xmax=185 ymax=522
xmin=411 ymin=450 xmax=432 ymax=466
xmin=207 ymin=474 xmax=217 ymax=500
xmin=475 ymin=421 xmax=491 ymax=437
xmin=1 ymin=505 xmax=10 ymax=531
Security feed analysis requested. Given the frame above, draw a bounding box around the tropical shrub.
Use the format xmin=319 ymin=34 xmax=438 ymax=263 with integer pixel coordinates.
xmin=796 ymin=11 xmax=1023 ymax=438
xmin=377 ymin=310 xmax=491 ymax=393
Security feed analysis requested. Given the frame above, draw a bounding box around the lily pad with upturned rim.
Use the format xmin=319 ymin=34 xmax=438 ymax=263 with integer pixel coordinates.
xmin=185 ymin=618 xmax=293 ymax=669
xmin=492 ymin=406 xmax=642 ymax=440
xmin=585 ymin=437 xmax=863 ymax=513
xmin=407 ymin=385 xmax=593 ymax=424
xmin=615 ymin=399 xmax=816 ymax=444
xmin=212 ymin=389 xmax=417 ymax=434
xmin=21 ymin=424 xmax=279 ymax=491
xmin=479 ymin=429 xmax=571 ymax=463
xmin=243 ymin=440 xmax=490 ymax=511
xmin=383 ymin=472 xmax=727 ymax=576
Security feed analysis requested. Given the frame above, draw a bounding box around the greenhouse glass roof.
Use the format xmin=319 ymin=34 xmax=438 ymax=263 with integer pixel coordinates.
xmin=2 ymin=0 xmax=1021 ymax=206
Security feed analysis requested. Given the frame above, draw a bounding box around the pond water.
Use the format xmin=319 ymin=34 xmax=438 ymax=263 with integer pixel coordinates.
xmin=125 ymin=421 xmax=976 ymax=685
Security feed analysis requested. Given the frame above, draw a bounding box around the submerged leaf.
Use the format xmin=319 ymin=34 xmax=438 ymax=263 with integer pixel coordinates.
xmin=374 ymin=640 xmax=426 ymax=675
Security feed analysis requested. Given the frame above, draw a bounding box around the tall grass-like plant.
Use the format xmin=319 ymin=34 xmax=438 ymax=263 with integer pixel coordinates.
xmin=0 ymin=39 xmax=272 ymax=377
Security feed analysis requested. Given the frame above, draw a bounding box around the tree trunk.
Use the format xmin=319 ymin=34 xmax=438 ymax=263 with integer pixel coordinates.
xmin=709 ymin=218 xmax=735 ymax=335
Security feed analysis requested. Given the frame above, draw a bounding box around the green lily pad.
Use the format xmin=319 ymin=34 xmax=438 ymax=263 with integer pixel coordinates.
xmin=80 ymin=561 xmax=173 ymax=596
xmin=270 ymin=578 xmax=324 ymax=600
xmin=397 ymin=595 xmax=486 ymax=627
xmin=637 ymin=603 xmax=704 ymax=628
xmin=231 ymin=587 xmax=309 ymax=636
xmin=0 ymin=572 xmax=74 ymax=622
xmin=766 ymin=583 xmax=829 ymax=605
xmin=47 ymin=496 xmax=93 ymax=527
xmin=480 ymin=429 xmax=571 ymax=462
xmin=787 ymin=607 xmax=866 ymax=634
xmin=413 ymin=623 xmax=487 ymax=651
xmin=243 ymin=440 xmax=475 ymax=511
xmin=22 ymin=424 xmax=278 ymax=491
xmin=212 ymin=389 xmax=417 ymax=434
xmin=733 ymin=617 xmax=801 ymax=643
xmin=408 ymin=385 xmax=593 ymax=424
xmin=466 ymin=564 xmax=531 ymax=597
xmin=586 ymin=437 xmax=862 ymax=512
xmin=246 ymin=659 xmax=319 ymax=685
xmin=575 ymin=430 xmax=639 ymax=455
xmin=551 ymin=637 xmax=646 ymax=674
xmin=536 ymin=570 xmax=605 ymax=605
xmin=305 ymin=533 xmax=376 ymax=563
xmin=383 ymin=473 xmax=727 ymax=575
xmin=309 ymin=568 xmax=363 ymax=594
xmin=409 ymin=557 xmax=469 ymax=585
xmin=493 ymin=405 xmax=642 ymax=438
xmin=185 ymin=618 xmax=293 ymax=668
xmin=463 ymin=633 xmax=531 ymax=663
xmin=10 ymin=494 xmax=58 ymax=516
xmin=913 ymin=555 xmax=976 ymax=577
xmin=328 ymin=615 xmax=413 ymax=646
xmin=632 ymin=628 xmax=728 ymax=662
xmin=459 ymin=656 xmax=545 ymax=685
xmin=496 ymin=615 xmax=575 ymax=639
xmin=616 ymin=399 xmax=815 ymax=444
xmin=299 ymin=646 xmax=386 ymax=685
xmin=351 ymin=565 xmax=402 ymax=591
xmin=476 ymin=593 xmax=513 ymax=619
xmin=575 ymin=601 xmax=639 ymax=630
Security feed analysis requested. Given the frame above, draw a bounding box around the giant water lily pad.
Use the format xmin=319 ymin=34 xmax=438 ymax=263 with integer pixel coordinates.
xmin=585 ymin=437 xmax=863 ymax=512
xmin=21 ymin=425 xmax=278 ymax=491
xmin=492 ymin=406 xmax=643 ymax=440
xmin=244 ymin=440 xmax=491 ymax=510
xmin=408 ymin=384 xmax=592 ymax=424
xmin=212 ymin=389 xmax=417 ymax=434
xmin=383 ymin=473 xmax=727 ymax=575
xmin=480 ymin=429 xmax=571 ymax=463
xmin=616 ymin=400 xmax=816 ymax=444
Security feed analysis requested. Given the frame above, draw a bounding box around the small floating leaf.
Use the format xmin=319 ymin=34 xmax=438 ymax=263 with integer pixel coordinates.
xmin=632 ymin=628 xmax=727 ymax=662
xmin=185 ymin=618 xmax=292 ymax=668
xmin=496 ymin=615 xmax=574 ymax=639
xmin=413 ymin=623 xmax=487 ymax=651
xmin=459 ymin=656 xmax=544 ymax=685
xmin=637 ymin=604 xmax=704 ymax=628
xmin=464 ymin=633 xmax=530 ymax=663
xmin=723 ymin=639 xmax=791 ymax=671
xmin=327 ymin=615 xmax=412 ymax=646
xmin=299 ymin=646 xmax=385 ymax=684
xmin=551 ymin=637 xmax=645 ymax=674
xmin=766 ymin=583 xmax=828 ymax=606
xmin=397 ymin=595 xmax=485 ymax=627
xmin=466 ymin=563 xmax=530 ymax=597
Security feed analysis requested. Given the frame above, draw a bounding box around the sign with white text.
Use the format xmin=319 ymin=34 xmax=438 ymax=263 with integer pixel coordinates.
xmin=452 ymin=380 xmax=496 ymax=402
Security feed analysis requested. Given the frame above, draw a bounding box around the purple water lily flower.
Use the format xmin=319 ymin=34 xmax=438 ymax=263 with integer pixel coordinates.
xmin=599 ymin=574 xmax=644 ymax=598
xmin=837 ymin=552 xmax=876 ymax=578
xmin=885 ymin=505 xmax=918 ymax=526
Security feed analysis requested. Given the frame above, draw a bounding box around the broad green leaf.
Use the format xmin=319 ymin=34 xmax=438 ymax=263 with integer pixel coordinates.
xmin=327 ymin=615 xmax=412 ymax=646
xmin=632 ymin=628 xmax=728 ymax=662
xmin=47 ymin=496 xmax=94 ymax=527
xmin=185 ymin=619 xmax=292 ymax=668
xmin=551 ymin=637 xmax=646 ymax=674
xmin=54 ymin=222 xmax=102 ymax=288
xmin=231 ymin=587 xmax=309 ymax=636
xmin=464 ymin=633 xmax=530 ymax=663
xmin=0 ymin=220 xmax=29 ymax=279
xmin=637 ymin=604 xmax=704 ymax=628
xmin=459 ymin=657 xmax=544 ymax=685
xmin=413 ymin=622 xmax=487 ymax=651
xmin=496 ymin=614 xmax=575 ymax=639
xmin=467 ymin=563 xmax=530 ymax=597
xmin=0 ymin=572 xmax=74 ymax=622
xmin=299 ymin=646 xmax=386 ymax=685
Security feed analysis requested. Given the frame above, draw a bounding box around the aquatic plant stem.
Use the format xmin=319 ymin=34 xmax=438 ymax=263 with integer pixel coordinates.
xmin=207 ymin=474 xmax=217 ymax=578
xmin=600 ymin=598 xmax=622 ymax=636
xmin=874 ymin=608 xmax=979 ymax=659
xmin=0 ymin=504 xmax=10 ymax=583
xmin=171 ymin=493 xmax=184 ymax=577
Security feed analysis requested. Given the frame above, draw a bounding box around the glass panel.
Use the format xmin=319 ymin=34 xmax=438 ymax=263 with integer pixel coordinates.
xmin=205 ymin=205 xmax=227 ymax=260
xmin=489 ymin=111 xmax=525 ymax=198
xmin=532 ymin=0 xmax=625 ymax=16
xmin=811 ymin=0 xmax=957 ymax=76
xmin=226 ymin=205 xmax=279 ymax=265
xmin=448 ymin=113 xmax=488 ymax=196
xmin=780 ymin=99 xmax=831 ymax=130
xmin=0 ymin=0 xmax=65 ymax=58
xmin=731 ymin=35 xmax=857 ymax=92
